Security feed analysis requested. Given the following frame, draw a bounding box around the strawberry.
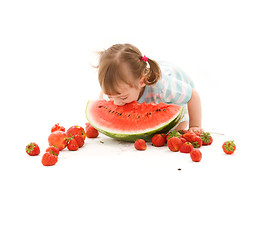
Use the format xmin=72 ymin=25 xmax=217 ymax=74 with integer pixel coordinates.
xmin=66 ymin=125 xmax=86 ymax=140
xmin=85 ymin=123 xmax=99 ymax=138
xmin=46 ymin=146 xmax=59 ymax=156
xmin=134 ymin=139 xmax=147 ymax=151
xmin=222 ymin=140 xmax=236 ymax=154
xmin=192 ymin=130 xmax=201 ymax=136
xmin=48 ymin=131 xmax=68 ymax=151
xmin=26 ymin=142 xmax=40 ymax=156
xmin=167 ymin=137 xmax=182 ymax=152
xmin=191 ymin=135 xmax=203 ymax=148
xmin=41 ymin=152 xmax=58 ymax=166
xmin=67 ymin=138 xmax=79 ymax=151
xmin=200 ymin=132 xmax=213 ymax=145
xmin=74 ymin=135 xmax=85 ymax=148
xmin=152 ymin=133 xmax=166 ymax=147
xmin=180 ymin=142 xmax=193 ymax=153
xmin=182 ymin=132 xmax=196 ymax=142
xmin=190 ymin=149 xmax=202 ymax=162
xmin=51 ymin=123 xmax=65 ymax=132
xmin=166 ymin=130 xmax=181 ymax=141
xmin=178 ymin=130 xmax=190 ymax=135
xmin=180 ymin=136 xmax=187 ymax=144
xmin=160 ymin=133 xmax=167 ymax=143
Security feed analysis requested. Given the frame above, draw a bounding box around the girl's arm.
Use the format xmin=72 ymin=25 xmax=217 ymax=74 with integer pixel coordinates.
xmin=187 ymin=89 xmax=203 ymax=132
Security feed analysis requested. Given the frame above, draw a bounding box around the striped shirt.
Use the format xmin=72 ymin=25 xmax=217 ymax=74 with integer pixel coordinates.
xmin=138 ymin=61 xmax=194 ymax=122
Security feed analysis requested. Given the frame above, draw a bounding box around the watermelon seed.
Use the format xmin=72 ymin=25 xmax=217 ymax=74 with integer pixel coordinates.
xmin=112 ymin=111 xmax=115 ymax=113
xmin=98 ymin=106 xmax=102 ymax=108
xmin=138 ymin=116 xmax=140 ymax=118
xmin=128 ymin=114 xmax=131 ymax=117
xmin=109 ymin=110 xmax=111 ymax=112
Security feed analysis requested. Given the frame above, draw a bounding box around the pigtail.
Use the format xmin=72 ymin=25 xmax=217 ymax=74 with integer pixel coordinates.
xmin=145 ymin=58 xmax=161 ymax=85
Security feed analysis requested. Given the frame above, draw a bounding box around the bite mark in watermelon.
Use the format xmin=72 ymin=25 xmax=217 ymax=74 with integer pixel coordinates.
xmin=85 ymin=100 xmax=184 ymax=142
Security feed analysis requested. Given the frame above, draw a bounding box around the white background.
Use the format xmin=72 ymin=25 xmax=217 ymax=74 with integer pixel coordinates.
xmin=1 ymin=0 xmax=262 ymax=239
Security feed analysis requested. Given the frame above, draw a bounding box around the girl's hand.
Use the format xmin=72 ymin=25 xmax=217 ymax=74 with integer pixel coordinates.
xmin=188 ymin=126 xmax=204 ymax=133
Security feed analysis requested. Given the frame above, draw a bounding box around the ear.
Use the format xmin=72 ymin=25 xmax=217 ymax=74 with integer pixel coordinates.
xmin=139 ymin=76 xmax=147 ymax=87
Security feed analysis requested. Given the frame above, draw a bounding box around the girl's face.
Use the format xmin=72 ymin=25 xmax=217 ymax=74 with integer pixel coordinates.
xmin=106 ymin=81 xmax=145 ymax=106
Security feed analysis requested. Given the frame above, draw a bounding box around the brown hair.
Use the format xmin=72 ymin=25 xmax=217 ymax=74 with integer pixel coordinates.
xmin=96 ymin=43 xmax=161 ymax=95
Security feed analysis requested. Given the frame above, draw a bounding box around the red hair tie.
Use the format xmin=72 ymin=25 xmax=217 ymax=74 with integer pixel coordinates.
xmin=142 ymin=55 xmax=148 ymax=62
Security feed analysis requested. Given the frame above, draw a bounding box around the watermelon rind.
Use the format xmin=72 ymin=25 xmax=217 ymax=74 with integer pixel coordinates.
xmin=85 ymin=100 xmax=185 ymax=142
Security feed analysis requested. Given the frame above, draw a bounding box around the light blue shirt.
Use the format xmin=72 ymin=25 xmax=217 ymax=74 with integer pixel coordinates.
xmin=138 ymin=61 xmax=195 ymax=122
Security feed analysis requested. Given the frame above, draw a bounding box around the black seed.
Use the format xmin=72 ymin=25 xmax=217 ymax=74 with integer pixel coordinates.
xmin=112 ymin=111 xmax=115 ymax=113
xmin=178 ymin=168 xmax=181 ymax=171
xmin=163 ymin=109 xmax=166 ymax=111
xmin=120 ymin=113 xmax=122 ymax=116
xmin=138 ymin=116 xmax=140 ymax=118
xmin=109 ymin=110 xmax=111 ymax=113
xmin=98 ymin=106 xmax=102 ymax=108
xmin=128 ymin=114 xmax=130 ymax=117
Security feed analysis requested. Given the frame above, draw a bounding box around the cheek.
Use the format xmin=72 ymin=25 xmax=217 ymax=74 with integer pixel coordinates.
xmin=124 ymin=95 xmax=136 ymax=103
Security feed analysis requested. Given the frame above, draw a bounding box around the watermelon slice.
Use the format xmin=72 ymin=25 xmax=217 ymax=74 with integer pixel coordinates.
xmin=85 ymin=100 xmax=184 ymax=142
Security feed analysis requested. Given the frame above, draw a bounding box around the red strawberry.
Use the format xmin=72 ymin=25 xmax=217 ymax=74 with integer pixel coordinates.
xmin=178 ymin=130 xmax=190 ymax=135
xmin=134 ymin=139 xmax=147 ymax=151
xmin=46 ymin=146 xmax=59 ymax=156
xmin=190 ymin=149 xmax=202 ymax=162
xmin=160 ymin=133 xmax=167 ymax=143
xmin=85 ymin=123 xmax=99 ymax=138
xmin=166 ymin=130 xmax=181 ymax=141
xmin=191 ymin=135 xmax=203 ymax=148
xmin=192 ymin=130 xmax=201 ymax=136
xmin=180 ymin=142 xmax=193 ymax=153
xmin=51 ymin=123 xmax=65 ymax=132
xmin=26 ymin=142 xmax=40 ymax=156
xmin=200 ymin=132 xmax=213 ymax=145
xmin=66 ymin=125 xmax=86 ymax=140
xmin=183 ymin=132 xmax=196 ymax=142
xmin=74 ymin=135 xmax=85 ymax=148
xmin=41 ymin=152 xmax=58 ymax=166
xmin=67 ymin=138 xmax=79 ymax=151
xmin=180 ymin=136 xmax=187 ymax=144
xmin=152 ymin=133 xmax=166 ymax=147
xmin=48 ymin=131 xmax=68 ymax=151
xmin=167 ymin=137 xmax=182 ymax=152
xmin=222 ymin=140 xmax=236 ymax=154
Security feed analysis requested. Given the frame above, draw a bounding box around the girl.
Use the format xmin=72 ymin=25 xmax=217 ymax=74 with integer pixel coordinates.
xmin=96 ymin=43 xmax=203 ymax=132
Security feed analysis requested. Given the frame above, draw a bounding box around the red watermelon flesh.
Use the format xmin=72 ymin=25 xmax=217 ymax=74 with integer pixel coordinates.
xmin=85 ymin=100 xmax=184 ymax=142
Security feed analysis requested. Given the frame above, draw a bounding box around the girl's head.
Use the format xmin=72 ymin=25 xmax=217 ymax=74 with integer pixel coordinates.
xmin=96 ymin=43 xmax=161 ymax=105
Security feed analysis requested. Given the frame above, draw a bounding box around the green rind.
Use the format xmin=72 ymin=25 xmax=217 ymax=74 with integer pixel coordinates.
xmin=85 ymin=101 xmax=185 ymax=142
